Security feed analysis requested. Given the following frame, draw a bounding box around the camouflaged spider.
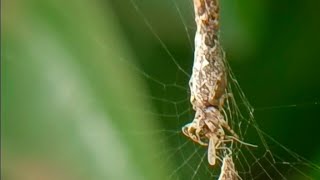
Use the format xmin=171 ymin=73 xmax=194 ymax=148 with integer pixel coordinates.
xmin=182 ymin=0 xmax=256 ymax=166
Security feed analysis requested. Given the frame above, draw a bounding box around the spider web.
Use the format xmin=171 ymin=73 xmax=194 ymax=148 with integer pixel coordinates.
xmin=108 ymin=0 xmax=320 ymax=179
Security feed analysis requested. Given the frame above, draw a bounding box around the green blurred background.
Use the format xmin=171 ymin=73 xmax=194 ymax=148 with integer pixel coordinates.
xmin=2 ymin=0 xmax=320 ymax=179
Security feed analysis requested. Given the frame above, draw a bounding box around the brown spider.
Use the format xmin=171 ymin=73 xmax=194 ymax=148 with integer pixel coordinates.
xmin=182 ymin=0 xmax=256 ymax=166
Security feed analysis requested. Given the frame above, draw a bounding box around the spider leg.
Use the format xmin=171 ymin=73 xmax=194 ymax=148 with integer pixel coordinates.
xmin=195 ymin=126 xmax=208 ymax=146
xmin=225 ymin=135 xmax=257 ymax=148
xmin=182 ymin=120 xmax=208 ymax=146
xmin=218 ymin=93 xmax=233 ymax=108
xmin=182 ymin=123 xmax=192 ymax=137
xmin=216 ymin=146 xmax=233 ymax=157
xmin=219 ymin=120 xmax=239 ymax=139
xmin=182 ymin=122 xmax=197 ymax=140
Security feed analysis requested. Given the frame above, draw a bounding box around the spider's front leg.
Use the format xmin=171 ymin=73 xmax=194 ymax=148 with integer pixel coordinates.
xmin=182 ymin=120 xmax=198 ymax=140
xmin=217 ymin=93 xmax=233 ymax=109
xmin=182 ymin=112 xmax=208 ymax=146
xmin=182 ymin=122 xmax=208 ymax=146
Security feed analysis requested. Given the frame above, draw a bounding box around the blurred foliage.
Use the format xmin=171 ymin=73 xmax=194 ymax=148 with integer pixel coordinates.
xmin=2 ymin=0 xmax=320 ymax=179
xmin=2 ymin=0 xmax=170 ymax=179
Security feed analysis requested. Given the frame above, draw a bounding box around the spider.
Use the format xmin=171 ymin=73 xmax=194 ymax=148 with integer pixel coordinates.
xmin=182 ymin=0 xmax=256 ymax=166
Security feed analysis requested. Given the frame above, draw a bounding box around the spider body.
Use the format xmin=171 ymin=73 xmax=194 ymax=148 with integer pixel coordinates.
xmin=182 ymin=0 xmax=246 ymax=166
xmin=189 ymin=0 xmax=226 ymax=110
